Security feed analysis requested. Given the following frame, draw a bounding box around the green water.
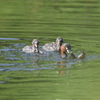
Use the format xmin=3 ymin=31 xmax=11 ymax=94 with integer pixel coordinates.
xmin=0 ymin=0 xmax=100 ymax=100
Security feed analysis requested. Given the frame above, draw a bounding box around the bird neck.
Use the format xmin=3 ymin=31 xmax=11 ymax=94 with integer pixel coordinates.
xmin=33 ymin=45 xmax=39 ymax=53
xmin=59 ymin=45 xmax=67 ymax=58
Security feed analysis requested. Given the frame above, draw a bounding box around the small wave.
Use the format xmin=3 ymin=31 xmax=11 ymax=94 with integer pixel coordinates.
xmin=0 ymin=38 xmax=19 ymax=40
xmin=0 ymin=67 xmax=55 ymax=72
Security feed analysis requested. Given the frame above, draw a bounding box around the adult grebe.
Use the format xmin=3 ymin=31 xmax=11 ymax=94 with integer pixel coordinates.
xmin=60 ymin=43 xmax=85 ymax=59
xmin=60 ymin=43 xmax=71 ymax=58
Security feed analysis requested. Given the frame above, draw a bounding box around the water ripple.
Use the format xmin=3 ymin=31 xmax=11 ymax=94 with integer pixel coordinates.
xmin=0 ymin=42 xmax=100 ymax=72
xmin=0 ymin=67 xmax=55 ymax=72
xmin=0 ymin=38 xmax=19 ymax=40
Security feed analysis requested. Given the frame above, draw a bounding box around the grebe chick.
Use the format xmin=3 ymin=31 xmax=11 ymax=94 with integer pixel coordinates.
xmin=22 ymin=39 xmax=42 ymax=53
xmin=43 ymin=37 xmax=64 ymax=51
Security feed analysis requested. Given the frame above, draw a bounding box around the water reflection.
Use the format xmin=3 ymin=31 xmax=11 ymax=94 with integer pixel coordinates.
xmin=55 ymin=61 xmax=70 ymax=78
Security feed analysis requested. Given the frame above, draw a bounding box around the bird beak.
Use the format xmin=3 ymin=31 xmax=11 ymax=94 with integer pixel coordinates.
xmin=66 ymin=48 xmax=71 ymax=53
xmin=34 ymin=44 xmax=38 ymax=47
xmin=34 ymin=41 xmax=39 ymax=47
xmin=57 ymin=41 xmax=61 ymax=45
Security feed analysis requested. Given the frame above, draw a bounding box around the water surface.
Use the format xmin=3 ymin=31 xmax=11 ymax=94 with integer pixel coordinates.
xmin=0 ymin=0 xmax=100 ymax=100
